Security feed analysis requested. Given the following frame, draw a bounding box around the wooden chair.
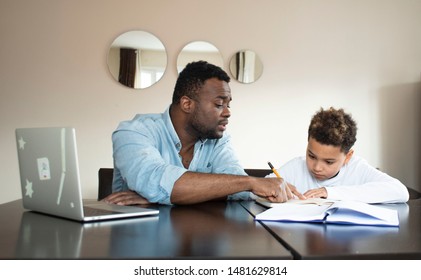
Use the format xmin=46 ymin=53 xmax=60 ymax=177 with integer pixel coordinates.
xmin=244 ymin=169 xmax=272 ymax=177
xmin=407 ymin=187 xmax=421 ymax=200
xmin=97 ymin=168 xmax=114 ymax=200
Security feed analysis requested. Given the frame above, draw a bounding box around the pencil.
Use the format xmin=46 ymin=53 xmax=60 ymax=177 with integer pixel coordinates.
xmin=267 ymin=161 xmax=282 ymax=178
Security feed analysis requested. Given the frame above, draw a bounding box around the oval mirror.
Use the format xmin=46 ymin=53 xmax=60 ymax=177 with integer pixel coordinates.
xmin=229 ymin=50 xmax=263 ymax=84
xmin=177 ymin=41 xmax=223 ymax=73
xmin=107 ymin=30 xmax=167 ymax=89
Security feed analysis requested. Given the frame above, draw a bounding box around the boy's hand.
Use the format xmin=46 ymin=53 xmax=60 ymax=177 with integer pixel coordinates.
xmin=303 ymin=187 xmax=327 ymax=198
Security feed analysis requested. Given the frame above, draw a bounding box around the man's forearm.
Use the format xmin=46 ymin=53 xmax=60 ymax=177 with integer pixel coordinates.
xmin=170 ymin=171 xmax=255 ymax=204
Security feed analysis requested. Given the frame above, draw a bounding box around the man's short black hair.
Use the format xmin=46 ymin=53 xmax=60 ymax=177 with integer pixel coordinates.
xmin=172 ymin=61 xmax=230 ymax=104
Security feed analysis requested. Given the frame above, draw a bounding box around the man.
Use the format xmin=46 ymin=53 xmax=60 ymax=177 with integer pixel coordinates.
xmin=103 ymin=61 xmax=302 ymax=205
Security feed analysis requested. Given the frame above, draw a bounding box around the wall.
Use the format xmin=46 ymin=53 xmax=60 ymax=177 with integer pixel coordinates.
xmin=1 ymin=0 xmax=420 ymax=204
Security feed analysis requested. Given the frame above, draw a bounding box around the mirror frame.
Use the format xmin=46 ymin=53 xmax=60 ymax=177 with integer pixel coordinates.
xmin=229 ymin=50 xmax=263 ymax=84
xmin=107 ymin=30 xmax=167 ymax=89
xmin=176 ymin=41 xmax=224 ymax=73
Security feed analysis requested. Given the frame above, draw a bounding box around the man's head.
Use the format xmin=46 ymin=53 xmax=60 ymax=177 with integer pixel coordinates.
xmin=171 ymin=61 xmax=232 ymax=140
xmin=306 ymin=107 xmax=357 ymax=180
xmin=172 ymin=61 xmax=230 ymax=105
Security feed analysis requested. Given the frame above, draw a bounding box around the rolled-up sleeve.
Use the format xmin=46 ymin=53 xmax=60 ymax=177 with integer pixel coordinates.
xmin=112 ymin=121 xmax=187 ymax=205
xmin=206 ymin=135 xmax=252 ymax=201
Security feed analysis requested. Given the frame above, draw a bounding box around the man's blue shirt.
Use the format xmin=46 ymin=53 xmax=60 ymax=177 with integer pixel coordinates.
xmin=112 ymin=106 xmax=250 ymax=204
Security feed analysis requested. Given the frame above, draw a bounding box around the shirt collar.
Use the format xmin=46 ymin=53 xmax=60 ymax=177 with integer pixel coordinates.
xmin=163 ymin=106 xmax=208 ymax=151
xmin=163 ymin=106 xmax=181 ymax=149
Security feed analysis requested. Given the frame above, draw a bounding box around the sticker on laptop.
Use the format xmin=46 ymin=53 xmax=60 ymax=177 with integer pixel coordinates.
xmin=25 ymin=179 xmax=34 ymax=198
xmin=37 ymin=157 xmax=51 ymax=180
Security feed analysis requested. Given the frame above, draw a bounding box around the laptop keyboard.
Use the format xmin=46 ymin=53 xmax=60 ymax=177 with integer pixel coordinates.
xmin=83 ymin=206 xmax=121 ymax=217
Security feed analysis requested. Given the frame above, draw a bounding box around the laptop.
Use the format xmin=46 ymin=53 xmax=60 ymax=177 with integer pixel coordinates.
xmin=15 ymin=127 xmax=159 ymax=222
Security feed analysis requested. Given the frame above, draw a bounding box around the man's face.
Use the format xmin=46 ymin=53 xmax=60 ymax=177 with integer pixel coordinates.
xmin=189 ymin=78 xmax=232 ymax=139
xmin=305 ymin=137 xmax=353 ymax=180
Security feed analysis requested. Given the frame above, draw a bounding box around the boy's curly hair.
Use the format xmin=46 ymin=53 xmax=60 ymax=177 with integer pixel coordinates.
xmin=308 ymin=107 xmax=357 ymax=153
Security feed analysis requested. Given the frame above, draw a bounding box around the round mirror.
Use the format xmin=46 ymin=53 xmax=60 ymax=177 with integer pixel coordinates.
xmin=229 ymin=50 xmax=263 ymax=84
xmin=107 ymin=30 xmax=167 ymax=89
xmin=177 ymin=41 xmax=223 ymax=73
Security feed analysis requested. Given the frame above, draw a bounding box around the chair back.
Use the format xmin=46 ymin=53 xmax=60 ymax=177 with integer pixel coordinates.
xmin=98 ymin=168 xmax=114 ymax=200
xmin=244 ymin=169 xmax=272 ymax=177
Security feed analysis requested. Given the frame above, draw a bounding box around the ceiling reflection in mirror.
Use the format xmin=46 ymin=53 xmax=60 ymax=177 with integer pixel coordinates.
xmin=107 ymin=30 xmax=167 ymax=89
xmin=177 ymin=41 xmax=223 ymax=73
xmin=229 ymin=50 xmax=263 ymax=84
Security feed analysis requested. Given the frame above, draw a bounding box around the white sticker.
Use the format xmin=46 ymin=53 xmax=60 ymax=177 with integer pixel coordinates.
xmin=18 ymin=137 xmax=26 ymax=150
xmin=37 ymin=157 xmax=51 ymax=180
xmin=25 ymin=179 xmax=34 ymax=198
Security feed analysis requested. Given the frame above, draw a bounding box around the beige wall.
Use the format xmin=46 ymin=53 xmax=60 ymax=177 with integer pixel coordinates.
xmin=1 ymin=0 xmax=420 ymax=204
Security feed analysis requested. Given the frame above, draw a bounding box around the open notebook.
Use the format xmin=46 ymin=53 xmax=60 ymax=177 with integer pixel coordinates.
xmin=256 ymin=197 xmax=336 ymax=207
xmin=15 ymin=127 xmax=159 ymax=222
xmin=255 ymin=199 xmax=399 ymax=227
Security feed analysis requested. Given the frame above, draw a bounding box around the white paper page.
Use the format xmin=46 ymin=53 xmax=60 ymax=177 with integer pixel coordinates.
xmin=325 ymin=201 xmax=399 ymax=226
xmin=256 ymin=197 xmax=335 ymax=208
xmin=255 ymin=203 xmax=331 ymax=222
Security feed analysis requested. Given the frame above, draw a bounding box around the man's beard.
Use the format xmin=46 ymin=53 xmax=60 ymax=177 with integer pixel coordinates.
xmin=190 ymin=114 xmax=221 ymax=140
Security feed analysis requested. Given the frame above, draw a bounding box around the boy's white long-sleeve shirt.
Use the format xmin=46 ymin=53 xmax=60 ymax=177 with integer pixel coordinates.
xmin=270 ymin=156 xmax=409 ymax=204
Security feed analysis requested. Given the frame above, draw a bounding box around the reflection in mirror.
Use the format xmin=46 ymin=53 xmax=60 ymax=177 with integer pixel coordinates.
xmin=229 ymin=50 xmax=263 ymax=84
xmin=177 ymin=41 xmax=223 ymax=73
xmin=107 ymin=30 xmax=167 ymax=89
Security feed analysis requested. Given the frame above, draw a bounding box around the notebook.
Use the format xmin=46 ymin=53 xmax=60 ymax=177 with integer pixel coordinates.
xmin=15 ymin=127 xmax=159 ymax=222
xmin=255 ymin=200 xmax=399 ymax=226
xmin=256 ymin=197 xmax=336 ymax=207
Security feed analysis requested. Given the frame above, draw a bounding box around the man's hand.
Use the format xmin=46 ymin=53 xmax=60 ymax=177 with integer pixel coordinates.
xmin=252 ymin=178 xmax=306 ymax=203
xmin=102 ymin=190 xmax=151 ymax=205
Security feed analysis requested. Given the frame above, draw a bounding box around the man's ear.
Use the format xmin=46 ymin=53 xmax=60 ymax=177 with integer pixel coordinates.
xmin=179 ymin=96 xmax=194 ymax=113
xmin=344 ymin=149 xmax=354 ymax=164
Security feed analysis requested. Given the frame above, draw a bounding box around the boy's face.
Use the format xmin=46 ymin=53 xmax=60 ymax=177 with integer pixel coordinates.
xmin=306 ymin=137 xmax=353 ymax=181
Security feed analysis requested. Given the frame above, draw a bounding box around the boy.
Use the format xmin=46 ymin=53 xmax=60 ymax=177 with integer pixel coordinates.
xmin=271 ymin=107 xmax=409 ymax=204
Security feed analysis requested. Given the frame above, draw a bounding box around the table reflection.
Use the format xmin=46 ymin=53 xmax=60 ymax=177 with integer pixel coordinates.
xmin=107 ymin=201 xmax=277 ymax=258
xmin=13 ymin=201 xmax=285 ymax=259
xmin=16 ymin=212 xmax=83 ymax=258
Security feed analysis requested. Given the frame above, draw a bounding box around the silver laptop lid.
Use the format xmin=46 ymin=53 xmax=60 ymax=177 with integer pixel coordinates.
xmin=16 ymin=127 xmax=85 ymax=220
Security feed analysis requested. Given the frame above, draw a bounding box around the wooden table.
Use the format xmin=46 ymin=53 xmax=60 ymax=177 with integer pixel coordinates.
xmin=242 ymin=199 xmax=421 ymax=259
xmin=0 ymin=200 xmax=292 ymax=259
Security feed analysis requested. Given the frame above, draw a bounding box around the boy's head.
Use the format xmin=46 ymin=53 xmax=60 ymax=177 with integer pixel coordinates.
xmin=306 ymin=107 xmax=357 ymax=181
xmin=308 ymin=107 xmax=357 ymax=153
